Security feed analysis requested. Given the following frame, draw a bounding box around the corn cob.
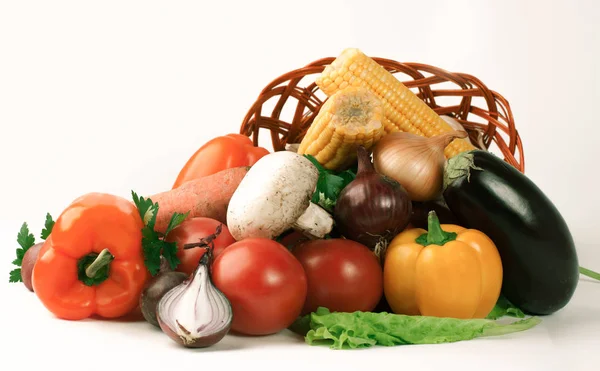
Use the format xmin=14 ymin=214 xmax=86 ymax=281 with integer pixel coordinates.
xmin=298 ymin=86 xmax=385 ymax=170
xmin=315 ymin=48 xmax=476 ymax=158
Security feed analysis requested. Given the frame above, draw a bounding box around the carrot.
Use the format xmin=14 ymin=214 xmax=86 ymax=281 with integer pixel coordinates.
xmin=149 ymin=166 xmax=250 ymax=233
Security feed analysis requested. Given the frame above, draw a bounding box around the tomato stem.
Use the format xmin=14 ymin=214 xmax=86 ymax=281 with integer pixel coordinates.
xmin=415 ymin=211 xmax=457 ymax=246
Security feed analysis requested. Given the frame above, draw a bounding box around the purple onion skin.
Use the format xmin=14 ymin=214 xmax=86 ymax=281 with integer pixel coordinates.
xmin=140 ymin=271 xmax=188 ymax=328
xmin=334 ymin=147 xmax=412 ymax=250
xmin=157 ymin=315 xmax=231 ymax=348
xmin=22 ymin=242 xmax=43 ymax=292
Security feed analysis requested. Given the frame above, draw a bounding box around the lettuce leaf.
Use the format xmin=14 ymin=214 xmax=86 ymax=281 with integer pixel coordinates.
xmin=302 ymin=307 xmax=541 ymax=349
xmin=486 ymin=295 xmax=525 ymax=320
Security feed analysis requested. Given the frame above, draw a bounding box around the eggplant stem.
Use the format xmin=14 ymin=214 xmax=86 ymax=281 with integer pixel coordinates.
xmin=579 ymin=266 xmax=600 ymax=281
xmin=85 ymin=248 xmax=114 ymax=278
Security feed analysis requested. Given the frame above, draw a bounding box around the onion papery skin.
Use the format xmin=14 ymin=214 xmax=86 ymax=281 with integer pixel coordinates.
xmin=334 ymin=146 xmax=412 ymax=250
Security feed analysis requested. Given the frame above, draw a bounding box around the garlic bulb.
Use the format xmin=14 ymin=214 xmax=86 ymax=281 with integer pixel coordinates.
xmin=372 ymin=131 xmax=468 ymax=201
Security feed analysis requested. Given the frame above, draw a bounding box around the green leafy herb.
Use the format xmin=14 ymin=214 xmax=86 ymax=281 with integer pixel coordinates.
xmin=305 ymin=154 xmax=327 ymax=172
xmin=486 ymin=295 xmax=525 ymax=320
xmin=160 ymin=240 xmax=180 ymax=271
xmin=9 ymin=223 xmax=36 ymax=282
xmin=132 ymin=190 xmax=189 ymax=275
xmin=164 ymin=211 xmax=190 ymax=236
xmin=316 ymin=193 xmax=337 ymax=212
xmin=304 ymin=154 xmax=356 ymax=212
xmin=338 ymin=169 xmax=356 ymax=185
xmin=297 ymin=307 xmax=540 ymax=349
xmin=40 ymin=213 xmax=55 ymax=240
xmin=132 ymin=191 xmax=158 ymax=227
xmin=141 ymin=238 xmax=165 ymax=275
xmin=9 ymin=269 xmax=22 ymax=284
xmin=16 ymin=222 xmax=35 ymax=262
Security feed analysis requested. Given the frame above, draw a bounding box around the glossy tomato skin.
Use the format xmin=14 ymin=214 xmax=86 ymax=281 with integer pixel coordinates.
xmin=278 ymin=230 xmax=311 ymax=250
xmin=293 ymin=239 xmax=383 ymax=315
xmin=166 ymin=217 xmax=236 ymax=277
xmin=211 ymin=238 xmax=307 ymax=336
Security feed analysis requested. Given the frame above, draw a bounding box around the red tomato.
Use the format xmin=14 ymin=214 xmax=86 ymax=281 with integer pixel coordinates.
xmin=292 ymin=239 xmax=383 ymax=315
xmin=211 ymin=238 xmax=307 ymax=336
xmin=173 ymin=134 xmax=269 ymax=189
xmin=278 ymin=230 xmax=311 ymax=250
xmin=166 ymin=217 xmax=236 ymax=276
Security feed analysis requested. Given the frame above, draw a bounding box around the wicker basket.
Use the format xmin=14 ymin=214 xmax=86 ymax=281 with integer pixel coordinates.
xmin=239 ymin=56 xmax=525 ymax=173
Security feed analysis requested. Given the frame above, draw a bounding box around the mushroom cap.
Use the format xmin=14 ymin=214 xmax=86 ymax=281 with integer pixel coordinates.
xmin=226 ymin=151 xmax=319 ymax=240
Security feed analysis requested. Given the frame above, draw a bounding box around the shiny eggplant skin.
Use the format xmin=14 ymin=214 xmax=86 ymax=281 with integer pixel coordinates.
xmin=442 ymin=150 xmax=579 ymax=315
xmin=410 ymin=198 xmax=459 ymax=229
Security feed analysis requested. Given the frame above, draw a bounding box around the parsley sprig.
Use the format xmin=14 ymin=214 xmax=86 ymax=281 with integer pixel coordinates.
xmin=131 ymin=191 xmax=189 ymax=276
xmin=40 ymin=213 xmax=55 ymax=240
xmin=9 ymin=213 xmax=54 ymax=283
xmin=304 ymin=154 xmax=356 ymax=212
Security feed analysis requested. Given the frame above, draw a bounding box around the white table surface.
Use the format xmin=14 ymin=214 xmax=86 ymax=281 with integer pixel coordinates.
xmin=4 ymin=277 xmax=600 ymax=371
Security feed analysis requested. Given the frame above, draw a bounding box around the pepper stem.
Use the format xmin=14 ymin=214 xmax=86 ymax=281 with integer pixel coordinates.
xmin=85 ymin=249 xmax=114 ymax=278
xmin=415 ymin=211 xmax=458 ymax=246
xmin=426 ymin=211 xmax=446 ymax=245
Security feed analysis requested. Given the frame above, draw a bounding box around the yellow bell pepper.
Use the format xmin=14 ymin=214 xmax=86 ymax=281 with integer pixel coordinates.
xmin=383 ymin=211 xmax=503 ymax=319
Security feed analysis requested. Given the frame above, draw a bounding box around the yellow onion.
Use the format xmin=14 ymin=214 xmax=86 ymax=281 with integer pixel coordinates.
xmin=440 ymin=116 xmax=473 ymax=146
xmin=372 ymin=130 xmax=468 ymax=201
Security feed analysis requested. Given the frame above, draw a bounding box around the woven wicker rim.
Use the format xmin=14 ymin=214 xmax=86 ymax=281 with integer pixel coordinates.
xmin=240 ymin=56 xmax=525 ymax=173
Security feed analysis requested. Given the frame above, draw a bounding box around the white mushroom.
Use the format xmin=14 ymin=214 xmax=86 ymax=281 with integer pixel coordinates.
xmin=226 ymin=151 xmax=334 ymax=241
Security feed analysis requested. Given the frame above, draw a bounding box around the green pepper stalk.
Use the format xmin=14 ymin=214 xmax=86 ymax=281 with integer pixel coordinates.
xmin=415 ymin=211 xmax=458 ymax=246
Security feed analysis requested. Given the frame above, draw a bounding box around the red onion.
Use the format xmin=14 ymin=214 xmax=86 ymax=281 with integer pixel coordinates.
xmin=140 ymin=270 xmax=188 ymax=328
xmin=156 ymin=251 xmax=232 ymax=348
xmin=22 ymin=242 xmax=43 ymax=292
xmin=333 ymin=146 xmax=412 ymax=253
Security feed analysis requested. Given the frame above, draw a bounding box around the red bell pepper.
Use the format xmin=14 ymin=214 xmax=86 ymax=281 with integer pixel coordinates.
xmin=172 ymin=134 xmax=269 ymax=189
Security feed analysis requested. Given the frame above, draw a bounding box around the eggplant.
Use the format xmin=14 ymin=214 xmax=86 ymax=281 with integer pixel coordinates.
xmin=410 ymin=198 xmax=459 ymax=229
xmin=442 ymin=150 xmax=579 ymax=315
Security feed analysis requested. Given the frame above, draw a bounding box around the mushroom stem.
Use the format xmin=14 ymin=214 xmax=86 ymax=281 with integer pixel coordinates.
xmin=292 ymin=202 xmax=334 ymax=239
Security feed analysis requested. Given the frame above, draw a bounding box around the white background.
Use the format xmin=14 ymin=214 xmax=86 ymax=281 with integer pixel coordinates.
xmin=1 ymin=1 xmax=599 ymax=370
